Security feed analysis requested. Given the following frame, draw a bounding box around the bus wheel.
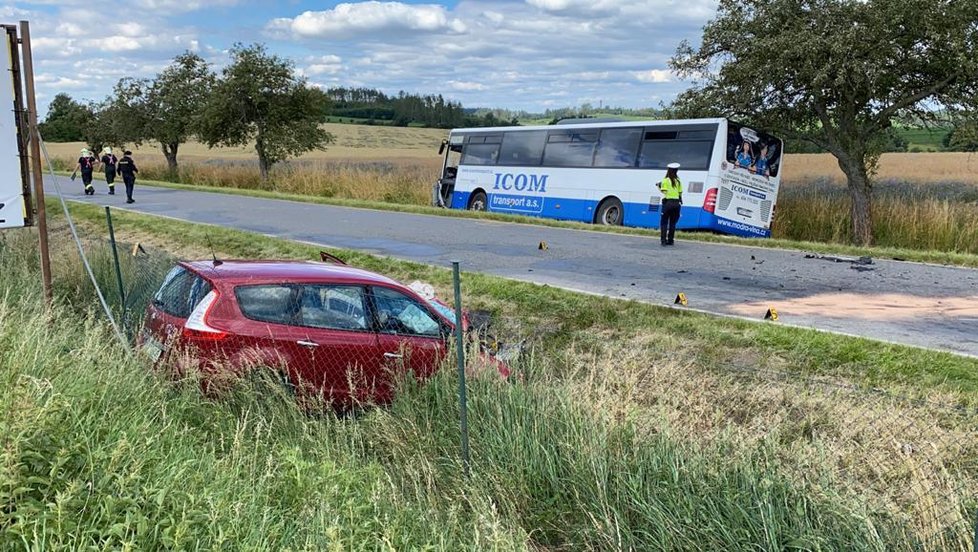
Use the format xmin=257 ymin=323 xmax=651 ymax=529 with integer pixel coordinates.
xmin=468 ymin=191 xmax=488 ymax=211
xmin=595 ymin=198 xmax=623 ymax=225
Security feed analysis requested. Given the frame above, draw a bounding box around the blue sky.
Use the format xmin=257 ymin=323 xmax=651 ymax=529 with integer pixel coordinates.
xmin=4 ymin=0 xmax=718 ymax=117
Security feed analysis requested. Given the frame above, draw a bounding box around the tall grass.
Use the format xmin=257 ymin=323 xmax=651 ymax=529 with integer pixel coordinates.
xmin=69 ymin=157 xmax=441 ymax=206
xmin=2 ymin=226 xmax=960 ymax=549
xmin=776 ymin=178 xmax=978 ymax=253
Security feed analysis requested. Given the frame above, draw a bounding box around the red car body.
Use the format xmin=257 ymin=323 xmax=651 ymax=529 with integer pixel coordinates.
xmin=139 ymin=260 xmax=506 ymax=407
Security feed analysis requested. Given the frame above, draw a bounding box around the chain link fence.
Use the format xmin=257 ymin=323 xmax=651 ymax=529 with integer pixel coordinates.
xmin=29 ymin=205 xmax=978 ymax=551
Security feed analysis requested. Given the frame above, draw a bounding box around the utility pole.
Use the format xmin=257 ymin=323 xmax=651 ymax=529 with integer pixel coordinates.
xmin=19 ymin=20 xmax=52 ymax=305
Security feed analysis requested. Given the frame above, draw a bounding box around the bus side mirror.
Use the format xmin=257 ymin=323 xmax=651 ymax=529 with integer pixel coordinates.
xmin=438 ymin=139 xmax=448 ymax=155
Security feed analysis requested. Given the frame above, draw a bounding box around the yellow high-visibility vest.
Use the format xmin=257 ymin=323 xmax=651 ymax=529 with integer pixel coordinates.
xmin=659 ymin=177 xmax=682 ymax=200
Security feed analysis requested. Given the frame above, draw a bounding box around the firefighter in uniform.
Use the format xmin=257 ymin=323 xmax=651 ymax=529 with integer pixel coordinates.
xmin=118 ymin=150 xmax=138 ymax=204
xmin=658 ymin=162 xmax=683 ymax=246
xmin=75 ymin=149 xmax=97 ymax=195
xmin=100 ymin=147 xmax=119 ymax=194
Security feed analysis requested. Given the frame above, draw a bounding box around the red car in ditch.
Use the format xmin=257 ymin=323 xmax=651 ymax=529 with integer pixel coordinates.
xmin=139 ymin=259 xmax=507 ymax=407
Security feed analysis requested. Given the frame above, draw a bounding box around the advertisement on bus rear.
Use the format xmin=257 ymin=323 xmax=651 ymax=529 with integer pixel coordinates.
xmin=715 ymin=122 xmax=783 ymax=234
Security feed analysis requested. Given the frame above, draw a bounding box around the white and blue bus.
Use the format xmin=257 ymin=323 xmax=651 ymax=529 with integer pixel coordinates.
xmin=434 ymin=118 xmax=784 ymax=238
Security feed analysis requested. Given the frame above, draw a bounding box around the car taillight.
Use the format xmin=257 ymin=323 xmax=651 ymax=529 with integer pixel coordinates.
xmin=703 ymin=188 xmax=718 ymax=213
xmin=182 ymin=290 xmax=227 ymax=341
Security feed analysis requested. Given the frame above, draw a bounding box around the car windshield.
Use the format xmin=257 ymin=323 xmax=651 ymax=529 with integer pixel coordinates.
xmin=426 ymin=298 xmax=456 ymax=323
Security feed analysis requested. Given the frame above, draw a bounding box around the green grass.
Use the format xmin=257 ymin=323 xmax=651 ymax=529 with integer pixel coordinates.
xmin=4 ymin=222 xmax=947 ymax=549
xmin=61 ymin=170 xmax=978 ymax=268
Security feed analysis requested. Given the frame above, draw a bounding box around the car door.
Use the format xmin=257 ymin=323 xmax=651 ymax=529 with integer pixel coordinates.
xmin=293 ymin=284 xmax=381 ymax=406
xmin=370 ymin=285 xmax=449 ymax=402
xmin=230 ymin=284 xmax=313 ymax=384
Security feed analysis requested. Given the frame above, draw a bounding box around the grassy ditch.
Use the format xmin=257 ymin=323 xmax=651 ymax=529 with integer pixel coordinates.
xmin=4 ymin=205 xmax=977 ymax=549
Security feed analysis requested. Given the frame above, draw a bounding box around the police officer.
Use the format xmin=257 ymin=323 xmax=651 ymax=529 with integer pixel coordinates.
xmin=75 ymin=148 xmax=97 ymax=195
xmin=658 ymin=162 xmax=683 ymax=246
xmin=118 ymin=150 xmax=138 ymax=203
xmin=100 ymin=147 xmax=119 ymax=194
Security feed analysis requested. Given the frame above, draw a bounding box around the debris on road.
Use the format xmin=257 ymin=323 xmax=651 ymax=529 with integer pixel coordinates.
xmin=804 ymin=253 xmax=874 ymax=265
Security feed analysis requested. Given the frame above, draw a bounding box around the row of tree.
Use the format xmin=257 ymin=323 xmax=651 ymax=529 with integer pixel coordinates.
xmin=40 ymin=44 xmax=332 ymax=181
xmin=326 ymin=86 xmax=519 ymax=128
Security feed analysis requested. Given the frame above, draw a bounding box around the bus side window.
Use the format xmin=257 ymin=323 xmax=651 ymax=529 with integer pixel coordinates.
xmin=593 ymin=128 xmax=642 ymax=168
xmin=638 ymin=140 xmax=714 ymax=170
xmin=461 ymin=143 xmax=500 ymax=165
xmin=498 ymin=130 xmax=547 ymax=167
xmin=543 ymin=131 xmax=598 ymax=167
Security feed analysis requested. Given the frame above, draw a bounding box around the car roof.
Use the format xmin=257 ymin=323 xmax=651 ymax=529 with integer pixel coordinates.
xmin=181 ymin=260 xmax=403 ymax=287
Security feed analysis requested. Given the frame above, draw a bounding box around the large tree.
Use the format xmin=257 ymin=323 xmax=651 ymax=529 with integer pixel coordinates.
xmin=944 ymin=120 xmax=978 ymax=152
xmin=199 ymin=44 xmax=333 ymax=181
xmin=670 ymin=0 xmax=978 ymax=245
xmin=38 ymin=93 xmax=91 ymax=142
xmin=107 ymin=52 xmax=214 ymax=174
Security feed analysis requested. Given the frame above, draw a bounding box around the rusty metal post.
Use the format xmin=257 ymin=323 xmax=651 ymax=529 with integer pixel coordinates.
xmin=19 ymin=21 xmax=52 ymax=305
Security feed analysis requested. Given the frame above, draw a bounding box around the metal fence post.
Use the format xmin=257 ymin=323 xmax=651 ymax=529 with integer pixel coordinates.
xmin=104 ymin=206 xmax=126 ymax=312
xmin=452 ymin=261 xmax=471 ymax=478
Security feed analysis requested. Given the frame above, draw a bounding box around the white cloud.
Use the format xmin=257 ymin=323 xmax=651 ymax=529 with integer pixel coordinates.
xmin=527 ymin=0 xmax=716 ymax=19
xmin=634 ymin=69 xmax=672 ymax=83
xmin=305 ymin=54 xmax=344 ymax=75
xmin=448 ymin=81 xmax=487 ymax=91
xmin=525 ymin=0 xmax=619 ymax=13
xmin=134 ymin=0 xmax=239 ymax=11
xmin=34 ymin=74 xmax=86 ymax=89
xmin=268 ymin=2 xmax=467 ymax=40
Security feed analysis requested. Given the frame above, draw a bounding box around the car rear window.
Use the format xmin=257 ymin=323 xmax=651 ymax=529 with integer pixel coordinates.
xmin=154 ymin=266 xmax=212 ymax=318
xmin=235 ymin=285 xmax=297 ymax=326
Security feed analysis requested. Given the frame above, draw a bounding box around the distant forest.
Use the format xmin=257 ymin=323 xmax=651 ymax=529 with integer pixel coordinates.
xmin=325 ymin=87 xmax=519 ymax=128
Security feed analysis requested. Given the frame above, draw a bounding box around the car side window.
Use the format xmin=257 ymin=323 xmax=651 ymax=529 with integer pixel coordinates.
xmin=299 ymin=285 xmax=368 ymax=331
xmin=235 ymin=285 xmax=297 ymax=326
xmin=371 ymin=287 xmax=443 ymax=337
xmin=154 ymin=266 xmax=212 ymax=318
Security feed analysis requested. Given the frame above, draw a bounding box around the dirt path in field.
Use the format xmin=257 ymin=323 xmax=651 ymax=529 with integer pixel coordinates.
xmin=51 ymin=176 xmax=978 ymax=357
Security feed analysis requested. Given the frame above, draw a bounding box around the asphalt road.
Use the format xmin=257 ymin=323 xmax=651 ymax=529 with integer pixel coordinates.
xmin=50 ymin=176 xmax=978 ymax=357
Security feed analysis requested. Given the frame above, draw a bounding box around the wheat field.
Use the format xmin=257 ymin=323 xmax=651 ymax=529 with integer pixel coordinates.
xmin=44 ymin=123 xmax=448 ymax=162
xmin=785 ymin=152 xmax=978 ymax=185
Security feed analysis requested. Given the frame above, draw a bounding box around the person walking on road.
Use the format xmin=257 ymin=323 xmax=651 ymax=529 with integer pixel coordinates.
xmin=118 ymin=150 xmax=138 ymax=204
xmin=658 ymin=162 xmax=683 ymax=246
xmin=100 ymin=147 xmax=119 ymax=194
xmin=75 ymin=148 xmax=97 ymax=195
